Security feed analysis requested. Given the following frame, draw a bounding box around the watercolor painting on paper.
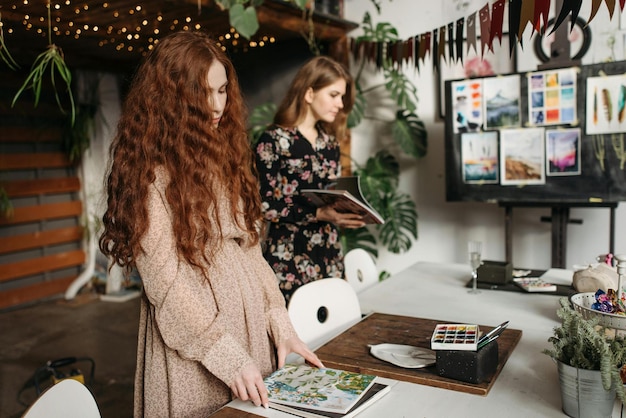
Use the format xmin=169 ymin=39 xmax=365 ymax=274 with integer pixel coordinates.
xmin=527 ymin=68 xmax=577 ymax=126
xmin=483 ymin=75 xmax=521 ymax=130
xmin=452 ymin=79 xmax=484 ymax=134
xmin=500 ymin=128 xmax=545 ymax=185
xmin=586 ymin=74 xmax=626 ymax=135
xmin=546 ymin=128 xmax=581 ymax=176
xmin=461 ymin=132 xmax=499 ymax=184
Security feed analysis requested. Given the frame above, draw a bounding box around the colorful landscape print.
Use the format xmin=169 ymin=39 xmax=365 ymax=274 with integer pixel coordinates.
xmin=461 ymin=132 xmax=499 ymax=183
xmin=264 ymin=364 xmax=376 ymax=413
xmin=546 ymin=128 xmax=581 ymax=176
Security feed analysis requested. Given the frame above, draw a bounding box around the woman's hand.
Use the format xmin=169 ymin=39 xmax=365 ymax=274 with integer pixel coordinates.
xmin=276 ymin=336 xmax=324 ymax=369
xmin=229 ymin=363 xmax=269 ymax=409
xmin=316 ymin=206 xmax=365 ymax=229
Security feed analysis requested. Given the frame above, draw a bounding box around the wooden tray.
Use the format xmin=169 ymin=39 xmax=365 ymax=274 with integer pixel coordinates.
xmin=314 ymin=313 xmax=522 ymax=396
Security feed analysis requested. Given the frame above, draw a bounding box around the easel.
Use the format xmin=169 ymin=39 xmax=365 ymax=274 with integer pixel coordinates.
xmin=501 ymin=202 xmax=618 ymax=268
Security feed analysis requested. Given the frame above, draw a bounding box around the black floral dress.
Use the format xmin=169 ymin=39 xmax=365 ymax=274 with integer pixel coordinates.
xmin=254 ymin=125 xmax=343 ymax=303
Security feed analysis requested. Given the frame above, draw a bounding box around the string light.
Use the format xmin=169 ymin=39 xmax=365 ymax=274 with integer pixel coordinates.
xmin=0 ymin=0 xmax=278 ymax=61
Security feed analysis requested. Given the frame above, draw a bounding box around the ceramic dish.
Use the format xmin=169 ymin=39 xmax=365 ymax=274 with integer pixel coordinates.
xmin=570 ymin=292 xmax=626 ymax=330
xmin=368 ymin=343 xmax=436 ymax=369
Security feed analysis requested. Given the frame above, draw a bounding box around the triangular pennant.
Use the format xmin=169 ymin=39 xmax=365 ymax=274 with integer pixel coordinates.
xmin=509 ymin=0 xmax=523 ymax=55
xmin=419 ymin=33 xmax=427 ymax=64
xmin=438 ymin=25 xmax=447 ymax=65
xmin=405 ymin=38 xmax=414 ymax=66
xmin=490 ymin=0 xmax=506 ymax=46
xmin=518 ymin=0 xmax=535 ymax=40
xmin=533 ymin=0 xmax=550 ymax=34
xmin=389 ymin=41 xmax=398 ymax=68
xmin=447 ymin=22 xmax=455 ymax=63
xmin=467 ymin=12 xmax=478 ymax=55
xmin=621 ymin=0 xmax=625 ymax=11
xmin=479 ymin=3 xmax=492 ymax=56
xmin=456 ymin=18 xmax=465 ymax=64
xmin=414 ymin=35 xmax=420 ymax=72
xmin=433 ymin=28 xmax=439 ymax=72
xmin=550 ymin=0 xmax=582 ymax=34
xmin=376 ymin=41 xmax=384 ymax=69
xmin=588 ymin=0 xmax=605 ymax=24
xmin=606 ymin=0 xmax=616 ymax=19
xmin=424 ymin=32 xmax=432 ymax=60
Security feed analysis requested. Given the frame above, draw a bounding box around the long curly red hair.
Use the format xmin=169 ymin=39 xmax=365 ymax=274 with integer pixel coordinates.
xmin=99 ymin=31 xmax=261 ymax=276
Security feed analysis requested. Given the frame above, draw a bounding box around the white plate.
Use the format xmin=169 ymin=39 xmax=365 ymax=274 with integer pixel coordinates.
xmin=368 ymin=343 xmax=436 ymax=369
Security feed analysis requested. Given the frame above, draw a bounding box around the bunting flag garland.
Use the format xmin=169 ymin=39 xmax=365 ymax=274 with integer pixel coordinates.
xmin=479 ymin=3 xmax=492 ymax=56
xmin=550 ymin=0 xmax=583 ymax=34
xmin=455 ymin=18 xmax=465 ymax=64
xmin=533 ymin=0 xmax=551 ymax=34
xmin=467 ymin=12 xmax=478 ymax=55
xmin=490 ymin=0 xmax=506 ymax=46
xmin=621 ymin=0 xmax=625 ymax=11
xmin=348 ymin=0 xmax=619 ymax=74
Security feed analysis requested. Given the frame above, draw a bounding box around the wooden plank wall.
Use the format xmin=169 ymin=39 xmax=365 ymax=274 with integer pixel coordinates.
xmin=0 ymin=67 xmax=86 ymax=310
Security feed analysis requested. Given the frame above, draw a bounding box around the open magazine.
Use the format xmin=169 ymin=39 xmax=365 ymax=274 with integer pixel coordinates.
xmin=264 ymin=363 xmax=390 ymax=418
xmin=301 ymin=176 xmax=385 ymax=225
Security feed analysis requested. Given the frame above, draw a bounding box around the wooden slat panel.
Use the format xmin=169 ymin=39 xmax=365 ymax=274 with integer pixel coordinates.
xmin=0 ymin=275 xmax=76 ymax=310
xmin=1 ymin=126 xmax=63 ymax=142
xmin=0 ymin=226 xmax=84 ymax=254
xmin=0 ymin=249 xmax=85 ymax=282
xmin=3 ymin=177 xmax=81 ymax=197
xmin=0 ymin=153 xmax=71 ymax=170
xmin=0 ymin=201 xmax=82 ymax=226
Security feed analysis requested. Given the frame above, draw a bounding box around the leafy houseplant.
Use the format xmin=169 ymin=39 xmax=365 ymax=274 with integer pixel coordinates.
xmin=543 ymin=298 xmax=626 ymax=406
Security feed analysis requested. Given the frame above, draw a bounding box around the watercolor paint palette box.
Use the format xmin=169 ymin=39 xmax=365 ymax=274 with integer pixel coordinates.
xmin=430 ymin=323 xmax=480 ymax=351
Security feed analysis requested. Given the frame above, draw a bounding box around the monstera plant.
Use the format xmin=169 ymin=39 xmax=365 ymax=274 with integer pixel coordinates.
xmin=249 ymin=11 xmax=427 ymax=257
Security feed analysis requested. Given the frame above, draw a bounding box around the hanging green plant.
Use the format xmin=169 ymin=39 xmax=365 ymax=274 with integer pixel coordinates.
xmin=0 ymin=12 xmax=19 ymax=70
xmin=11 ymin=1 xmax=75 ymax=125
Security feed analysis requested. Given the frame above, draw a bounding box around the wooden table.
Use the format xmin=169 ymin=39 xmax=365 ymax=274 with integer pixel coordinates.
xmin=315 ymin=312 xmax=522 ymax=396
xmin=224 ymin=261 xmax=622 ymax=417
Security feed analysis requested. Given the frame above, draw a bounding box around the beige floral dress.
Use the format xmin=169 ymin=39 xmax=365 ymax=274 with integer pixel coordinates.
xmin=133 ymin=169 xmax=297 ymax=417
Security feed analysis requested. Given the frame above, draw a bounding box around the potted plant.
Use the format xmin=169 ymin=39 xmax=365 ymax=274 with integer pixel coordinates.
xmin=543 ymin=297 xmax=626 ymax=418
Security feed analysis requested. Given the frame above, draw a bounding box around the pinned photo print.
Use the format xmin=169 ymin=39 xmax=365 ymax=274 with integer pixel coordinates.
xmin=461 ymin=132 xmax=499 ymax=184
xmin=500 ymin=128 xmax=546 ymax=185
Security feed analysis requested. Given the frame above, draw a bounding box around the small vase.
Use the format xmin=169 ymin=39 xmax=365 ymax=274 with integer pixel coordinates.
xmin=557 ymin=360 xmax=616 ymax=418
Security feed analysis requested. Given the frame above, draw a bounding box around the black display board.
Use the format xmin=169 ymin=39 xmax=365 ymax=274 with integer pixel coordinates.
xmin=444 ymin=60 xmax=626 ymax=205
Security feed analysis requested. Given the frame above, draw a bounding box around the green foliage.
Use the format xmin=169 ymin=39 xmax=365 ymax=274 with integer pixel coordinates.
xmin=0 ymin=12 xmax=19 ymax=70
xmin=383 ymin=66 xmax=418 ymax=112
xmin=248 ymin=102 xmax=277 ymax=145
xmin=347 ymin=87 xmax=366 ymax=129
xmin=543 ymin=298 xmax=626 ymax=401
xmin=392 ymin=109 xmax=427 ymax=159
xmin=228 ymin=4 xmax=260 ymax=40
xmin=340 ymin=227 xmax=378 ymax=257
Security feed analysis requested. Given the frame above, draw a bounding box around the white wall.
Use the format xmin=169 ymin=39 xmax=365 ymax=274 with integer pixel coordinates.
xmin=343 ymin=0 xmax=626 ymax=275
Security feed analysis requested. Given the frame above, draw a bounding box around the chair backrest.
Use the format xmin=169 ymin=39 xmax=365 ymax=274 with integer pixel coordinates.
xmin=344 ymin=248 xmax=378 ymax=293
xmin=22 ymin=379 xmax=101 ymax=418
xmin=287 ymin=278 xmax=362 ymax=348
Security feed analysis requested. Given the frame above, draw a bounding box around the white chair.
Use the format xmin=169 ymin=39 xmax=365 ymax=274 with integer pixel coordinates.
xmin=287 ymin=278 xmax=362 ymax=348
xmin=22 ymin=379 xmax=101 ymax=418
xmin=344 ymin=248 xmax=379 ymax=293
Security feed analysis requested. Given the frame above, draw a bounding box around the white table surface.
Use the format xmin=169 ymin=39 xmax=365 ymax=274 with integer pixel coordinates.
xmin=225 ymin=261 xmax=620 ymax=417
